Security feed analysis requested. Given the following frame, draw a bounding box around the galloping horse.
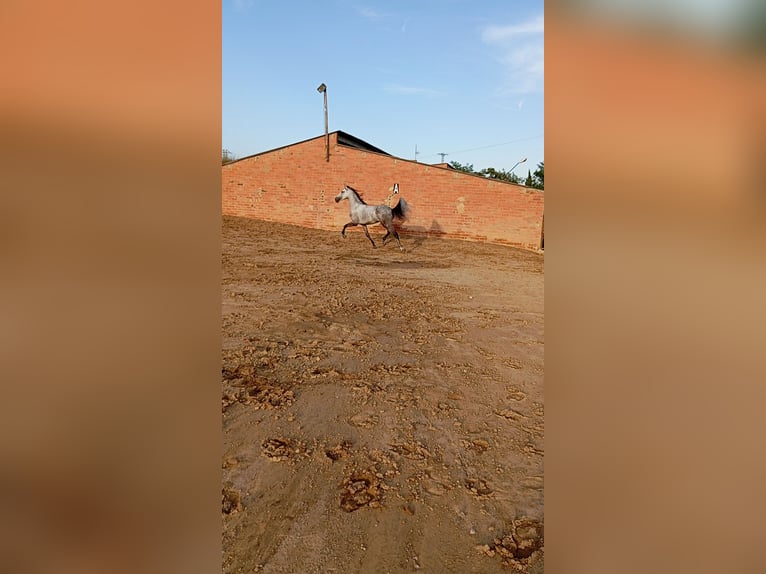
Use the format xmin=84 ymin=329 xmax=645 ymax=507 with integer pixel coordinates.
xmin=334 ymin=184 xmax=409 ymax=251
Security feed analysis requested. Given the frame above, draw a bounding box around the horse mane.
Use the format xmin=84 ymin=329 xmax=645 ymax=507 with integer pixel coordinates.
xmin=345 ymin=185 xmax=367 ymax=205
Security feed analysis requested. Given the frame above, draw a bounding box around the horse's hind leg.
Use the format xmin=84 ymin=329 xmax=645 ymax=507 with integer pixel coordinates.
xmin=381 ymin=218 xmax=395 ymax=245
xmin=393 ymin=228 xmax=404 ymax=252
xmin=361 ymin=225 xmax=376 ymax=248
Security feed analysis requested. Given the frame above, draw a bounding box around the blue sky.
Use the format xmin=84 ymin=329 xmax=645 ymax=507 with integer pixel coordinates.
xmin=223 ymin=0 xmax=544 ymax=175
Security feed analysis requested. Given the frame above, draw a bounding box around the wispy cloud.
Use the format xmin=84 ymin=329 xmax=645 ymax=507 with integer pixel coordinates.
xmin=355 ymin=6 xmax=413 ymax=34
xmin=356 ymin=6 xmax=386 ymax=21
xmin=482 ymin=15 xmax=544 ymax=95
xmin=384 ymin=84 xmax=443 ymax=97
xmin=232 ymin=0 xmax=255 ymax=12
xmin=482 ymin=16 xmax=544 ymax=43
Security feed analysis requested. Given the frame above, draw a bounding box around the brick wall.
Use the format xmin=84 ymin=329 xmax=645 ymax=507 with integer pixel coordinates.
xmin=222 ymin=132 xmax=544 ymax=250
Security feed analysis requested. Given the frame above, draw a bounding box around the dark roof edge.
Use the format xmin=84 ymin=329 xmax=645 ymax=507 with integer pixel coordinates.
xmin=336 ymin=131 xmax=390 ymax=155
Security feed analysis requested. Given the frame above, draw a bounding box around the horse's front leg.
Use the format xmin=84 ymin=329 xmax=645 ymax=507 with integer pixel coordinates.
xmin=341 ymin=222 xmax=356 ymax=238
xmin=361 ymin=225 xmax=376 ymax=248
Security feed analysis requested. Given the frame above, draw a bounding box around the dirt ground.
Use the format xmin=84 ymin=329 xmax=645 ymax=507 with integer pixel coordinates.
xmin=222 ymin=216 xmax=544 ymax=573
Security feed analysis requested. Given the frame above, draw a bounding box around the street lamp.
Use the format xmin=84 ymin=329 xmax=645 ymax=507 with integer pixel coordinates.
xmin=509 ymin=157 xmax=527 ymax=173
xmin=317 ymin=83 xmax=329 ymax=162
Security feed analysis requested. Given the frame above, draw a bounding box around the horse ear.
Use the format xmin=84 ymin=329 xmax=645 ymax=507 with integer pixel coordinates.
xmin=393 ymin=183 xmax=399 ymax=193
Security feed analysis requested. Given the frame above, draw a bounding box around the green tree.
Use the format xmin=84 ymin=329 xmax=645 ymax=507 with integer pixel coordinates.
xmin=479 ymin=166 xmax=521 ymax=184
xmin=448 ymin=159 xmax=540 ymax=188
xmin=449 ymin=161 xmax=476 ymax=174
xmin=532 ymin=161 xmax=544 ymax=190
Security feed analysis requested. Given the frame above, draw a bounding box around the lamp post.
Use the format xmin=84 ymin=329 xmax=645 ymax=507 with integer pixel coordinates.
xmin=317 ymin=83 xmax=329 ymax=162
xmin=509 ymin=157 xmax=527 ymax=174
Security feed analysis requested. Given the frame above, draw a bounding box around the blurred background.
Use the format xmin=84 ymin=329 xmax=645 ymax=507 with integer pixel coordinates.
xmin=0 ymin=1 xmax=764 ymax=572
xmin=546 ymin=1 xmax=766 ymax=573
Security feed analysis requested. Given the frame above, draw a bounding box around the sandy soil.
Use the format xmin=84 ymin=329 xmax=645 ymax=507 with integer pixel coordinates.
xmin=222 ymin=216 xmax=544 ymax=573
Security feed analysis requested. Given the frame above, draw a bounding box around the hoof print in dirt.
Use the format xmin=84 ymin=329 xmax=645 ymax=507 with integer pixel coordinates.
xmin=223 ymin=365 xmax=294 ymax=410
xmin=222 ymin=488 xmax=242 ymax=515
xmin=462 ymin=438 xmax=490 ymax=453
xmin=240 ymin=381 xmax=294 ymax=410
xmin=325 ymin=440 xmax=353 ymax=461
xmin=261 ymin=437 xmax=302 ymax=461
xmin=340 ymin=470 xmax=384 ymax=512
xmin=495 ymin=408 xmax=526 ymax=421
xmin=389 ymin=441 xmax=432 ymax=461
xmin=504 ymin=358 xmax=524 ymax=370
xmin=485 ymin=518 xmax=544 ymax=571
xmin=465 ymin=477 xmax=493 ymax=496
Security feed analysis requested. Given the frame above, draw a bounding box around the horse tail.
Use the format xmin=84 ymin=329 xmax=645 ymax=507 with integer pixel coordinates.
xmin=392 ymin=197 xmax=409 ymax=221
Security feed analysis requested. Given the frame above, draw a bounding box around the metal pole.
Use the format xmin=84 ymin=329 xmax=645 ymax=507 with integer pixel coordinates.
xmin=317 ymin=83 xmax=329 ymax=162
xmin=323 ymin=89 xmax=329 ymax=162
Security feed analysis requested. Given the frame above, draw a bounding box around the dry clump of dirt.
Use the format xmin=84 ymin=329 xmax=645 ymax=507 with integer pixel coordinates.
xmin=462 ymin=438 xmax=490 ymax=453
xmin=260 ymin=437 xmax=307 ymax=461
xmin=478 ymin=518 xmax=544 ymax=571
xmin=388 ymin=440 xmax=433 ymax=461
xmin=340 ymin=468 xmax=387 ymax=512
xmin=222 ymin=365 xmax=294 ymax=411
xmin=241 ymin=384 xmax=294 ymax=410
xmin=495 ymin=407 xmax=527 ymax=421
xmin=222 ymin=488 xmax=242 ymax=515
xmin=465 ymin=477 xmax=494 ymax=497
xmin=325 ymin=440 xmax=353 ymax=461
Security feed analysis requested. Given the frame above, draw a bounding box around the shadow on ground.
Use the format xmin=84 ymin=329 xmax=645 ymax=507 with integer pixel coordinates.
xmin=402 ymin=219 xmax=444 ymax=251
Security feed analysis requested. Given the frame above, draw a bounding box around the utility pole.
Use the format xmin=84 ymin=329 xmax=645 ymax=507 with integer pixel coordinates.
xmin=414 ymin=144 xmax=419 ymax=162
xmin=438 ymin=152 xmax=447 ymax=163
xmin=317 ymin=83 xmax=329 ymax=162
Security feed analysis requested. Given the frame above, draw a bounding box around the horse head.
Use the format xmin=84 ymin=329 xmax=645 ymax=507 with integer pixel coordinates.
xmin=334 ymin=185 xmax=351 ymax=203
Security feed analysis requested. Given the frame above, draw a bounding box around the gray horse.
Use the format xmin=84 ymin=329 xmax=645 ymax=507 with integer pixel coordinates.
xmin=334 ymin=184 xmax=409 ymax=251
